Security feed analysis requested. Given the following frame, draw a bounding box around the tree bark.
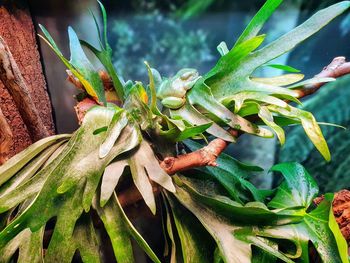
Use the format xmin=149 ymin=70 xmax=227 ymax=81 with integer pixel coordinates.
xmin=0 ymin=0 xmax=55 ymax=163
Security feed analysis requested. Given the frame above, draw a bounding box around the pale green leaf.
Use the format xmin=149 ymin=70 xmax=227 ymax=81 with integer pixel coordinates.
xmin=0 ymin=134 xmax=70 ymax=187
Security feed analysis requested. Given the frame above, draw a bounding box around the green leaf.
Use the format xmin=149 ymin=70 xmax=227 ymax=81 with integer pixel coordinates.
xmin=222 ymin=91 xmax=288 ymax=113
xmin=269 ymin=105 xmax=331 ymax=161
xmin=93 ymin=194 xmax=134 ymax=263
xmin=101 ymin=140 xmax=175 ymax=214
xmin=113 ymin=193 xmax=162 ymax=263
xmin=0 ymin=141 xmax=65 ymax=200
xmin=198 ymin=2 xmax=350 ymax=143
xmin=129 ymin=140 xmax=176 ymax=213
xmin=171 ymin=102 xmax=236 ymax=142
xmin=175 ymin=0 xmax=215 ymax=19
xmin=175 ymin=176 xmax=300 ymax=225
xmin=265 ymin=64 xmax=300 ymax=73
xmin=287 ymin=77 xmax=335 ymax=89
xmin=206 ymin=35 xmax=266 ymax=80
xmin=174 ymin=169 xmax=347 ymax=262
xmin=99 ymin=110 xmax=128 ymax=158
xmin=217 ymin=41 xmax=229 ymax=56
xmin=173 ymin=179 xmax=295 ymax=263
xmin=0 ymin=228 xmax=44 ymax=263
xmin=39 ymin=24 xmax=106 ymax=104
xmin=97 ymin=0 xmax=108 ymax=49
xmin=0 ymin=106 xmax=139 ymax=252
xmin=244 ymin=2 xmax=350 ymax=72
xmin=251 ymin=74 xmax=304 ymax=86
xmin=163 ymin=195 xmax=180 ymax=263
xmin=268 ymin=163 xmax=318 ymax=210
xmin=81 ymin=40 xmax=125 ymax=101
xmin=184 ymin=140 xmax=268 ymax=203
xmin=0 ymin=134 xmax=70 ymax=187
xmin=188 ymin=81 xmax=273 ymax=137
xmin=279 ymin=75 xmax=350 ymax=192
xmin=145 ymin=61 xmax=158 ymax=113
xmin=258 ymin=106 xmax=285 ymax=145
xmin=234 ymin=0 xmax=283 ymax=47
xmin=328 ymin=194 xmax=349 ymax=263
xmin=73 ymin=214 xmax=102 ymax=263
xmin=100 ymin=160 xmax=128 ymax=207
xmin=165 ymin=193 xmax=214 ymax=263
xmin=162 ymin=122 xmax=213 ymax=142
xmin=68 ymin=26 xmax=106 ymax=104
xmin=257 ymin=194 xmax=348 ymax=263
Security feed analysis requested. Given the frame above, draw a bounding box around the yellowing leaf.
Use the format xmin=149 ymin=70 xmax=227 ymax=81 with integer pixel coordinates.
xmin=252 ymin=74 xmax=304 ymax=86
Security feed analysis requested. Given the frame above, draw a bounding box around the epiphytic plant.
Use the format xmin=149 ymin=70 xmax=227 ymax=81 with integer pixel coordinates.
xmin=1 ymin=0 xmax=350 ymax=262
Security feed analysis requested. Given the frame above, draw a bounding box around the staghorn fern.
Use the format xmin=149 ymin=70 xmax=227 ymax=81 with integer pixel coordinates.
xmin=0 ymin=0 xmax=350 ymax=262
xmin=279 ymin=75 xmax=350 ymax=193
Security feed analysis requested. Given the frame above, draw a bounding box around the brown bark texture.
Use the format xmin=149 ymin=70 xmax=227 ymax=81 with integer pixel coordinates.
xmin=315 ymin=190 xmax=350 ymax=244
xmin=0 ymin=1 xmax=54 ymax=163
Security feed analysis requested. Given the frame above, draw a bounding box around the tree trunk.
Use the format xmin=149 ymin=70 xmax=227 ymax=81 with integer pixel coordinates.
xmin=0 ymin=0 xmax=55 ymax=163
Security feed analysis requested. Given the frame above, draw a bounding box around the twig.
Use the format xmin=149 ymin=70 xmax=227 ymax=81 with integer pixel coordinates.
xmin=0 ymin=37 xmax=49 ymax=141
xmin=295 ymin=56 xmax=350 ymax=98
xmin=160 ymin=130 xmax=238 ymax=174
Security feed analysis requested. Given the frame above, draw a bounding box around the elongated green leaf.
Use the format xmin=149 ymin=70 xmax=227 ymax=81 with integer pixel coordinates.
xmin=258 ymin=106 xmax=285 ymax=145
xmin=128 ymin=151 xmax=157 ymax=214
xmin=0 ymin=134 xmax=70 ymax=186
xmin=145 ymin=61 xmax=158 ymax=112
xmin=81 ymin=40 xmax=125 ymax=100
xmin=269 ymin=105 xmax=331 ymax=161
xmin=113 ymin=193 xmax=162 ymax=263
xmin=0 ymin=228 xmax=44 ymax=263
xmin=94 ymin=194 xmax=134 ymax=263
xmin=99 ymin=110 xmax=128 ymax=158
xmin=252 ymin=74 xmax=304 ymax=86
xmin=39 ymin=25 xmax=106 ymax=103
xmin=174 ymin=180 xmax=295 ymax=263
xmin=0 ymin=141 xmax=65 ymax=198
xmin=174 ymin=166 xmax=346 ymax=263
xmin=166 ymin=193 xmax=214 ymax=263
xmin=328 ymin=195 xmax=349 ymax=263
xmin=73 ymin=214 xmax=102 ymax=263
xmin=171 ymin=103 xmax=235 ymax=142
xmin=162 ymin=122 xmax=212 ymax=142
xmin=244 ymin=2 xmax=350 ymax=72
xmin=68 ymin=27 xmax=106 ymax=104
xmin=234 ymin=0 xmax=283 ymax=47
xmin=288 ymin=77 xmax=335 ymax=89
xmin=184 ymin=140 xmax=268 ymax=203
xmin=222 ymin=91 xmax=288 ymax=113
xmin=100 ymin=160 xmax=128 ymax=207
xmin=206 ymin=35 xmax=266 ymax=80
xmin=129 ymin=140 xmax=176 ymax=213
xmin=176 ymin=176 xmax=301 ymax=225
xmin=265 ymin=64 xmax=300 ymax=73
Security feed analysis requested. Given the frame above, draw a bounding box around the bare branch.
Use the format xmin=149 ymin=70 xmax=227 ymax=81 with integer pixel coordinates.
xmin=160 ymin=136 xmax=231 ymax=175
xmin=295 ymin=56 xmax=350 ymax=98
